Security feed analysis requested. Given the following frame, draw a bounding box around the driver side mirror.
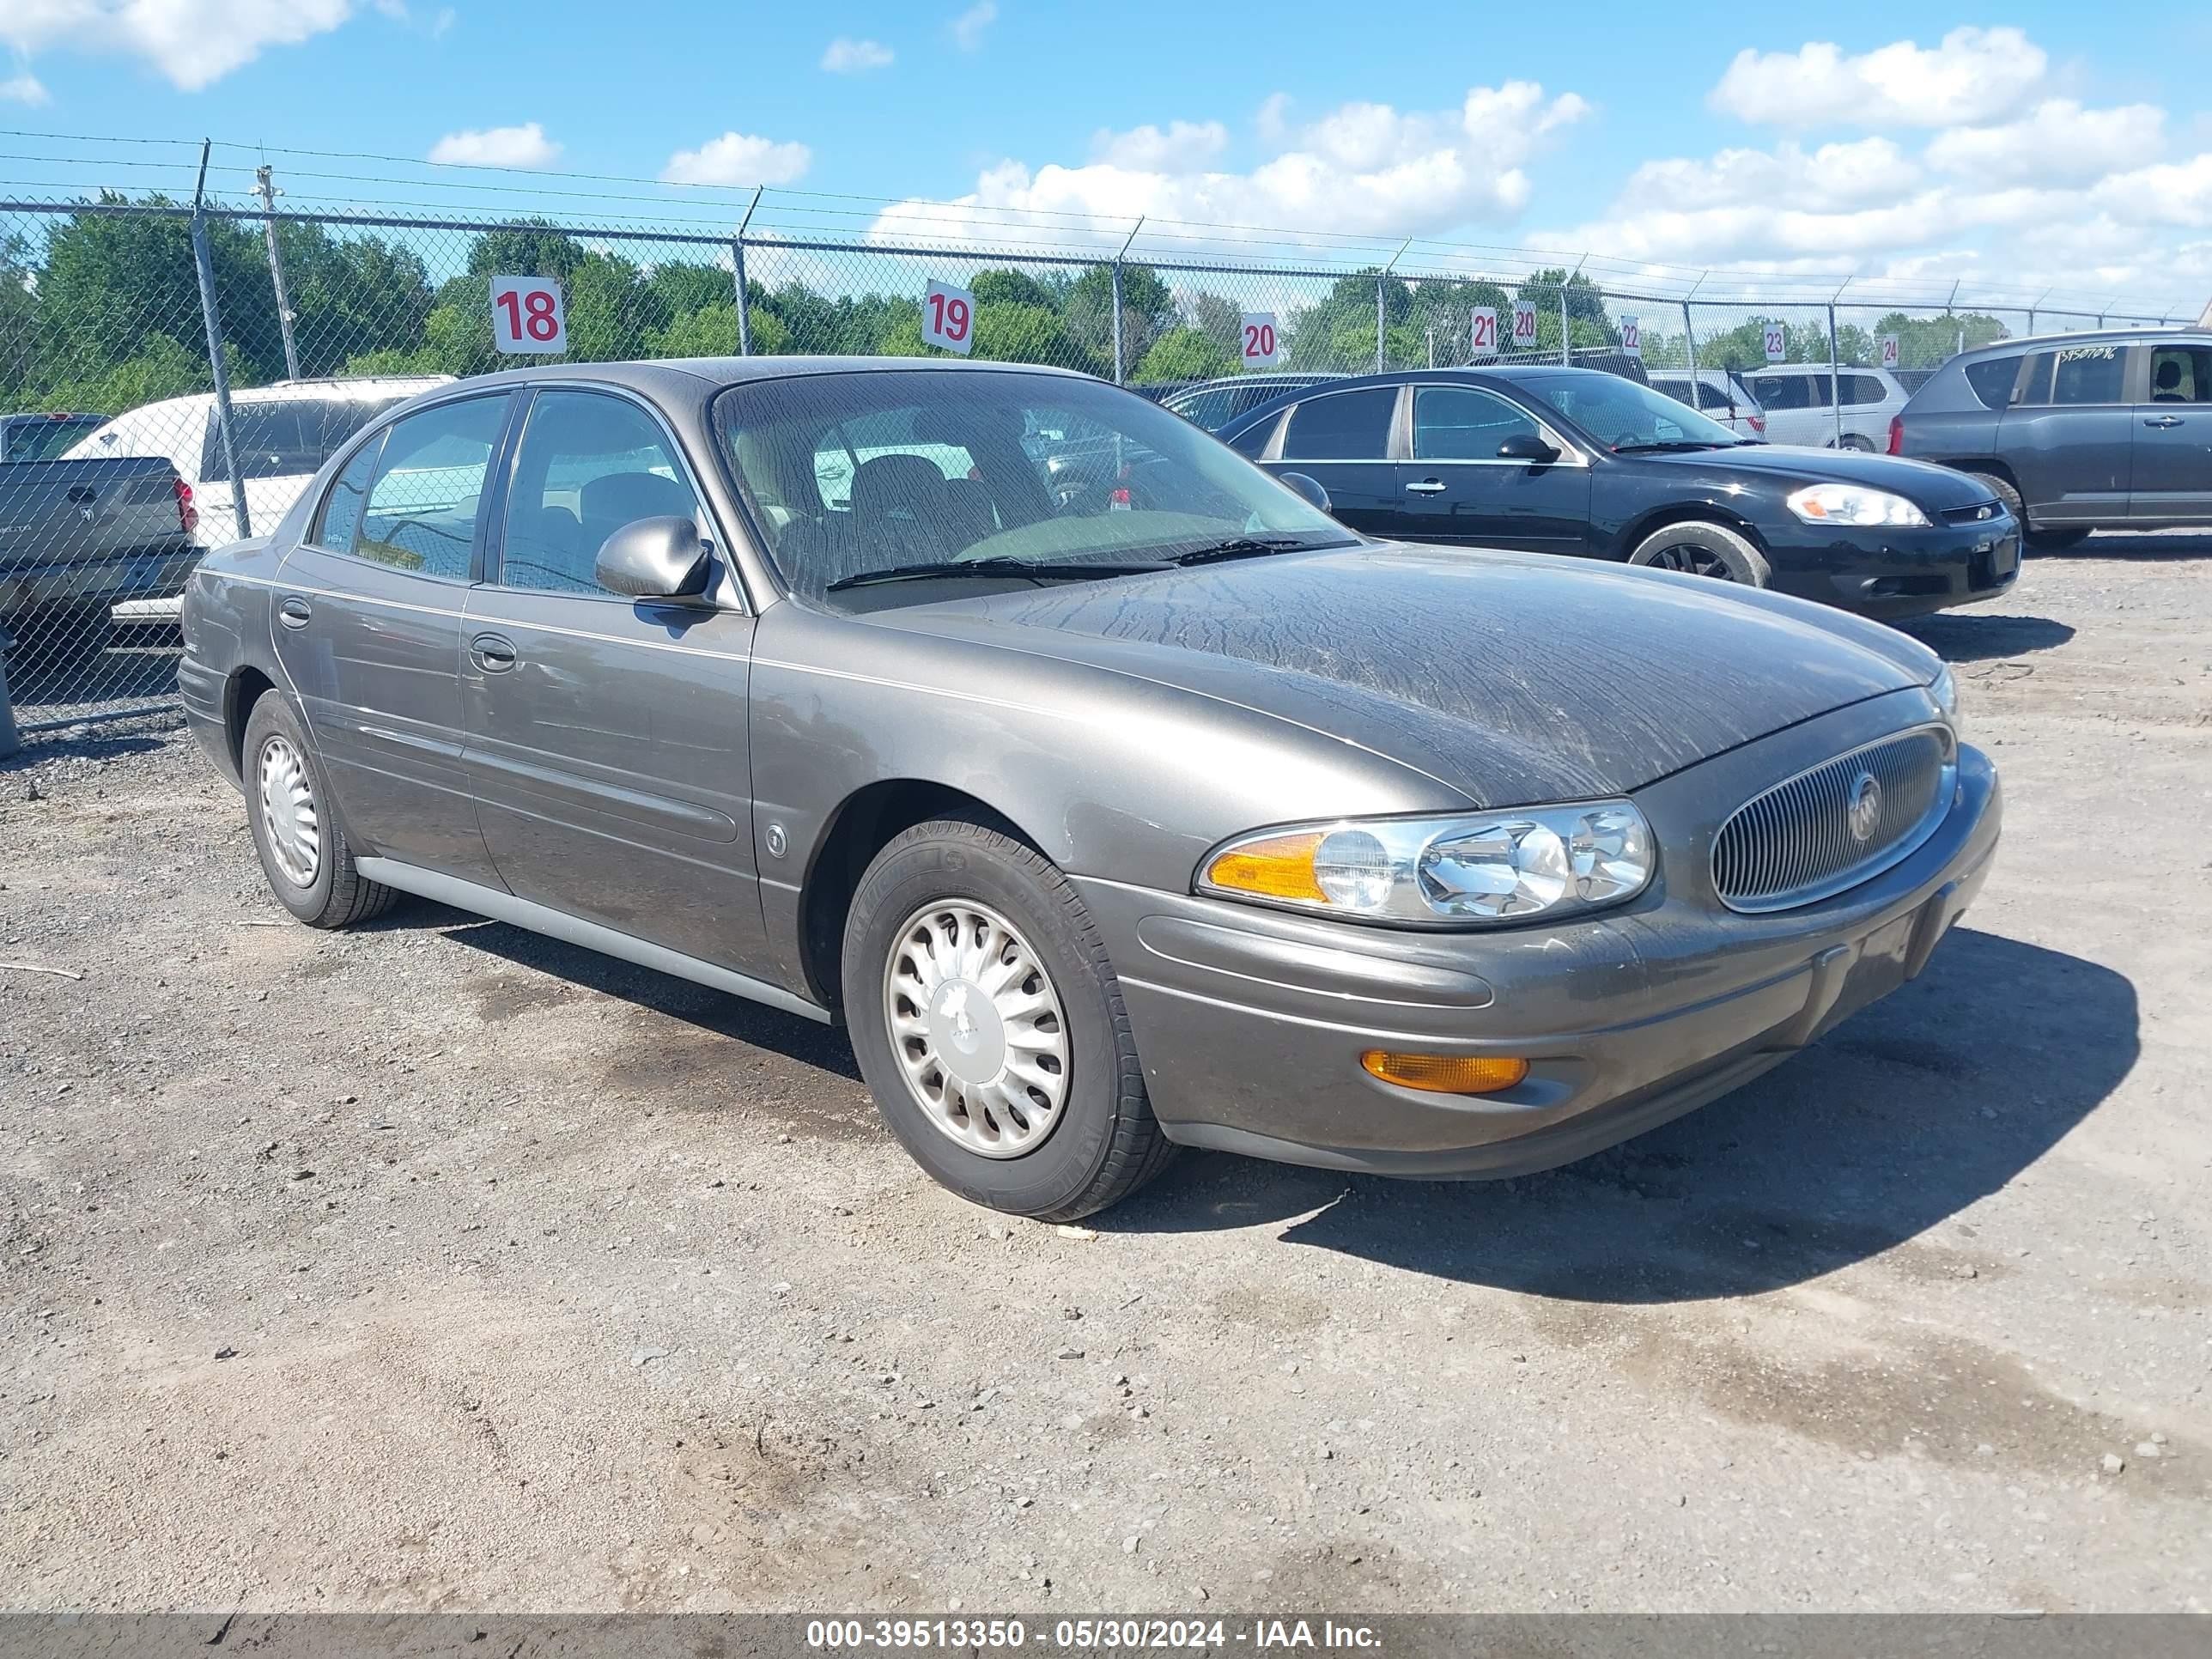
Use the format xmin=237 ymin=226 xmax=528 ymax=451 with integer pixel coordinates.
xmin=1497 ymin=433 xmax=1561 ymax=465
xmin=596 ymin=515 xmax=711 ymax=601
xmin=1278 ymin=471 xmax=1332 ymax=513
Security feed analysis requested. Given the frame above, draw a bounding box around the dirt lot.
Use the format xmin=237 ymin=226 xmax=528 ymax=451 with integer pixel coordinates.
xmin=3 ymin=539 xmax=2209 ymax=1614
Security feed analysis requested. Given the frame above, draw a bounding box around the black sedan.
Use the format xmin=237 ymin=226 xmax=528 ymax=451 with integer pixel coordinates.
xmin=1215 ymin=367 xmax=2019 ymax=618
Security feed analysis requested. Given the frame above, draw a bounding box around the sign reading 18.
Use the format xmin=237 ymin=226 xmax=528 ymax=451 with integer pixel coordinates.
xmin=488 ymin=275 xmax=568 ymax=356
xmin=497 ymin=289 xmax=561 ymax=343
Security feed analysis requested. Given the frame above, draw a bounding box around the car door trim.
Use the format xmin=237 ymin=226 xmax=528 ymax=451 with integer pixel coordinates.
xmin=355 ymin=857 xmax=830 ymax=1023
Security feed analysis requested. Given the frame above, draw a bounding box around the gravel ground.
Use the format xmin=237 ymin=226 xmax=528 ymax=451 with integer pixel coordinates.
xmin=3 ymin=539 xmax=2209 ymax=1614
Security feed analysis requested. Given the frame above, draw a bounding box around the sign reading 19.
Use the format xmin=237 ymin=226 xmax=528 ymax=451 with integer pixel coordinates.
xmin=922 ymin=280 xmax=976 ymax=355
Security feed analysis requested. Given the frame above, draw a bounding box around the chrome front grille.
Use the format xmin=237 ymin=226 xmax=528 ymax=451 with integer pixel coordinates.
xmin=1711 ymin=726 xmax=1955 ymax=914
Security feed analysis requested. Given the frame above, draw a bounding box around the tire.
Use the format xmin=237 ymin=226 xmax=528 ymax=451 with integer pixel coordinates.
xmin=1626 ymin=520 xmax=1772 ymax=586
xmin=1837 ymin=434 xmax=1875 ymax=453
xmin=842 ymin=814 xmax=1174 ymax=1221
xmin=1967 ymin=471 xmax=2028 ymax=533
xmin=240 ymin=692 xmax=398 ymax=930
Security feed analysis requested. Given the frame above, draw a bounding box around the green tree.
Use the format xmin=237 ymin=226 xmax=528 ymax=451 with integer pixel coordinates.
xmin=465 ymin=222 xmax=588 ymax=282
xmin=1133 ymin=326 xmax=1235 ymax=383
xmin=971 ymin=269 xmax=1063 ymax=313
xmin=274 ymin=223 xmax=434 ymax=376
xmin=563 ymin=251 xmax=666 ymax=362
xmin=972 ymin=301 xmax=1084 ymax=367
xmin=648 ymin=301 xmax=791 ymax=359
xmin=646 ymin=261 xmax=733 ymax=320
xmin=1060 ymin=263 xmax=1172 ymax=375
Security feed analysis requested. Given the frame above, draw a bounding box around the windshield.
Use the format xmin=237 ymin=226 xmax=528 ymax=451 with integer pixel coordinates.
xmin=1519 ymin=373 xmax=1745 ymax=450
xmin=714 ymin=369 xmax=1354 ymax=602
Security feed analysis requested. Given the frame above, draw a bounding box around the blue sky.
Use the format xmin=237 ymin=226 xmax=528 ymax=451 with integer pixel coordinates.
xmin=5 ymin=3 xmax=2209 ymax=307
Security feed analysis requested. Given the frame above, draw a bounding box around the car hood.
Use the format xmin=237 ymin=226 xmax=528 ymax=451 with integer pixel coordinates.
xmin=1646 ymin=442 xmax=1997 ymax=506
xmin=871 ymin=543 xmax=1937 ymax=806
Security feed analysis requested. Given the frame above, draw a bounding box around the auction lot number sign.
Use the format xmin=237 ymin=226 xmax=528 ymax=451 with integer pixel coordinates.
xmin=489 ymin=275 xmax=568 ymax=355
xmin=1511 ymin=300 xmax=1539 ymax=348
xmin=1468 ymin=306 xmax=1498 ymax=358
xmin=1241 ymin=312 xmax=1281 ymax=367
xmin=922 ymin=280 xmax=976 ymax=355
xmin=1763 ymin=323 xmax=1788 ymax=363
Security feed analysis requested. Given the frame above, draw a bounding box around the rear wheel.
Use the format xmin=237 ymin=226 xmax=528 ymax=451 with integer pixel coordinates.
xmin=1836 ymin=434 xmax=1875 ymax=453
xmin=842 ymin=814 xmax=1173 ymax=1220
xmin=1627 ymin=520 xmax=1772 ymax=586
xmin=241 ymin=693 xmax=398 ymax=929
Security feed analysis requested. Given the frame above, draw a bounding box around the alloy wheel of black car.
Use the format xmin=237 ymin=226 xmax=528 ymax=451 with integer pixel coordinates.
xmin=1628 ymin=520 xmax=1772 ymax=586
xmin=842 ymin=812 xmax=1175 ymax=1221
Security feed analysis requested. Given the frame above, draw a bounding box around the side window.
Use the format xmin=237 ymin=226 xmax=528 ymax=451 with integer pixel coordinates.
xmin=1845 ymin=374 xmax=1887 ymax=406
xmin=1962 ymin=356 xmax=2021 ymax=410
xmin=501 ymin=391 xmax=703 ymax=596
xmin=2147 ymin=346 xmax=2212 ymax=404
xmin=1755 ymin=375 xmax=1805 ymax=410
xmin=314 ymin=431 xmax=386 ymax=553
xmin=1412 ymin=386 xmax=1540 ymax=459
xmin=1280 ymin=387 xmax=1395 ymax=460
xmin=352 ymin=395 xmax=509 ymax=579
xmin=2014 ymin=352 xmax=2056 ymax=405
xmin=2052 ymin=344 xmax=2126 ymax=405
xmin=1226 ymin=411 xmax=1279 ymax=459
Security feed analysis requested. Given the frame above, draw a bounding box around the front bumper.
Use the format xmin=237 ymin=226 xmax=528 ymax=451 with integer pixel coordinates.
xmin=1766 ymin=514 xmax=2020 ymax=619
xmin=1078 ymin=715 xmax=2000 ymax=1179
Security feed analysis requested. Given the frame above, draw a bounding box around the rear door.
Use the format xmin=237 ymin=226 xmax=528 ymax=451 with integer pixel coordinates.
xmin=1261 ymin=385 xmax=1402 ymax=536
xmin=459 ymin=386 xmax=769 ymax=975
xmin=1999 ymin=343 xmax=2135 ymax=526
xmin=270 ymin=390 xmax=513 ymax=884
xmin=1393 ymin=382 xmax=1592 ymax=553
xmin=2129 ymin=343 xmax=2212 ymax=524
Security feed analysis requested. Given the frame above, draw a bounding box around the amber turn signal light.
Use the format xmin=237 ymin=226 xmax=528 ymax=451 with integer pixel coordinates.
xmin=1359 ymin=1051 xmax=1529 ymax=1095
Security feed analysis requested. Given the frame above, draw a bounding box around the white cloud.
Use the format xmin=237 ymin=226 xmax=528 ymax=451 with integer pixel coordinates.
xmin=661 ymin=131 xmax=813 ymax=187
xmin=951 ymin=0 xmax=995 ymax=51
xmin=872 ymin=81 xmax=1589 ymax=249
xmin=430 ymin=5 xmax=454 ymax=37
xmin=1089 ymin=119 xmax=1227 ymax=172
xmin=1709 ymin=27 xmax=2046 ymax=130
xmin=1623 ymin=137 xmax=1920 ymax=214
xmin=428 ymin=121 xmax=560 ymax=168
xmin=821 ymin=35 xmax=891 ymax=73
xmin=3 ymin=0 xmax=353 ymax=91
xmin=1255 ymin=92 xmax=1293 ymax=146
xmin=1 ymin=70 xmax=47 ymax=104
xmin=1927 ymin=100 xmax=2166 ymax=188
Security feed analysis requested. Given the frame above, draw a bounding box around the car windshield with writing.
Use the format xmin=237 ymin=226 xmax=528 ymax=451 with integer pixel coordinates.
xmin=714 ymin=369 xmax=1356 ymax=602
xmin=1515 ymin=373 xmax=1747 ymax=452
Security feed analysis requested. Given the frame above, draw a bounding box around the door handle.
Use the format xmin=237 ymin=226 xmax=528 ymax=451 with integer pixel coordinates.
xmin=470 ymin=632 xmax=518 ymax=672
xmin=1403 ymin=478 xmax=1448 ymax=495
xmin=2144 ymin=415 xmax=2185 ymax=428
xmin=277 ymin=596 xmax=312 ymax=629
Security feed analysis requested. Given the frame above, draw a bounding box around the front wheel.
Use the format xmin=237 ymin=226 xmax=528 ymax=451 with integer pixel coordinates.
xmin=1627 ymin=520 xmax=1772 ymax=586
xmin=842 ymin=814 xmax=1174 ymax=1220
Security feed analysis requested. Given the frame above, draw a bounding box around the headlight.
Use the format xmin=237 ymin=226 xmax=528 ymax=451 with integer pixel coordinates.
xmin=1197 ymin=805 xmax=1656 ymax=926
xmin=1785 ymin=483 xmax=1929 ymax=528
xmin=1929 ymin=663 xmax=1963 ymax=734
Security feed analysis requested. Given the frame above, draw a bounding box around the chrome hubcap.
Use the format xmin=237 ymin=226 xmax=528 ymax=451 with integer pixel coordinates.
xmin=256 ymin=733 xmax=320 ymax=888
xmin=883 ymin=900 xmax=1069 ymax=1159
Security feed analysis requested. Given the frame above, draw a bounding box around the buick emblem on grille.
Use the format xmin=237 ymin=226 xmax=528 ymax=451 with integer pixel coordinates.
xmin=1846 ymin=772 xmax=1883 ymax=843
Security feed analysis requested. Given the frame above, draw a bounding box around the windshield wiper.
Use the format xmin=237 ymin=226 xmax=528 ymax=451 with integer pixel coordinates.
xmin=1168 ymin=536 xmax=1335 ymax=567
xmin=825 ymin=556 xmax=1173 ymax=592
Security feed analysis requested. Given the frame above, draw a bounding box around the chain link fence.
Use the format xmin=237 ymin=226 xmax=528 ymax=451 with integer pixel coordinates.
xmin=0 ymin=181 xmax=2196 ymax=749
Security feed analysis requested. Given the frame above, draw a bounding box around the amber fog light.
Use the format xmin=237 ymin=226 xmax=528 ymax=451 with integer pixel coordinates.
xmin=1359 ymin=1052 xmax=1529 ymax=1095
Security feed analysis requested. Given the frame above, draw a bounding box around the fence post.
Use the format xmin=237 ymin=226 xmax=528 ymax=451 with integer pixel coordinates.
xmin=732 ymin=187 xmax=763 ymax=357
xmin=1826 ymin=302 xmax=1843 ymax=447
xmin=254 ymin=165 xmax=301 ymax=381
xmin=1681 ymin=300 xmax=1700 ymax=404
xmin=191 ymin=141 xmax=251 ymax=541
xmin=0 ymin=640 xmax=18 ymax=761
xmin=1109 ymin=218 xmax=1144 ymax=386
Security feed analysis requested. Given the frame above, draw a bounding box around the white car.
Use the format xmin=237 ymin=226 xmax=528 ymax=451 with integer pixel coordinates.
xmin=1648 ymin=369 xmax=1767 ymax=440
xmin=1742 ymin=366 xmax=1909 ymax=451
xmin=64 ymin=375 xmax=453 ymax=550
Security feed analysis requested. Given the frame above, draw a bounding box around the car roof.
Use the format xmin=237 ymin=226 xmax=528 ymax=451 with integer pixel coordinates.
xmin=1947 ymin=325 xmax=2209 ymax=362
xmin=453 ymin=356 xmax=1097 ymax=395
xmin=1211 ymin=364 xmax=1650 ymax=439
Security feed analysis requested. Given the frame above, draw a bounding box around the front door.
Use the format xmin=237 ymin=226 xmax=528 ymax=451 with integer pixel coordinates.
xmin=459 ymin=386 xmax=769 ymax=976
xmin=1393 ymin=383 xmax=1593 ymax=554
xmin=2130 ymin=343 xmax=2212 ymax=524
xmin=270 ymin=392 xmax=513 ymax=886
xmin=1261 ymin=384 xmax=1402 ymax=537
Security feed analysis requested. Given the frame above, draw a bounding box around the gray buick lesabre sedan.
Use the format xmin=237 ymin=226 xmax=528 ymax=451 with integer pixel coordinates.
xmin=178 ymin=357 xmax=1999 ymax=1219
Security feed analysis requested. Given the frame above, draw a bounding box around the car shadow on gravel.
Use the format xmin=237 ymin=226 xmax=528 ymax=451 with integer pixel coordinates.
xmin=1899 ymin=613 xmax=2074 ymax=663
xmin=2037 ymin=530 xmax=2212 ymax=562
xmin=380 ymin=902 xmax=863 ymax=1079
xmin=1105 ymin=928 xmax=2137 ymax=1303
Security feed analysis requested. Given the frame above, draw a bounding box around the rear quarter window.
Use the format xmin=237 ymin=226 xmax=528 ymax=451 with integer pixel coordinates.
xmin=1962 ymin=356 xmax=2021 ymax=409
